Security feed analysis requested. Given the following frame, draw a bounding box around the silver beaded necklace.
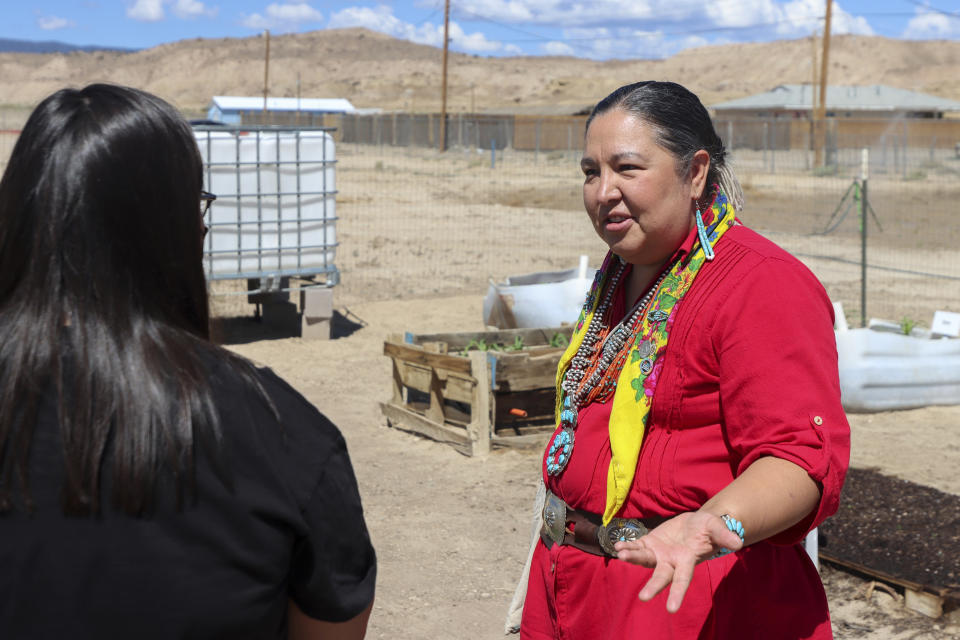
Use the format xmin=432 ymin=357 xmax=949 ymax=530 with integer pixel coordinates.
xmin=546 ymin=260 xmax=667 ymax=476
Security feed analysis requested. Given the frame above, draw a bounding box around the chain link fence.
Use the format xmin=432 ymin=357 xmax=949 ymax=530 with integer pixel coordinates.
xmin=2 ymin=113 xmax=958 ymax=329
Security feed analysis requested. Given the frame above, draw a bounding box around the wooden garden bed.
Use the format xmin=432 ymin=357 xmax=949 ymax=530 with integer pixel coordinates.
xmin=381 ymin=326 xmax=573 ymax=456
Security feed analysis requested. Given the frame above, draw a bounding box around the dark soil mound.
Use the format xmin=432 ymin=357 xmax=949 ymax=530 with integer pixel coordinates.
xmin=820 ymin=467 xmax=960 ymax=589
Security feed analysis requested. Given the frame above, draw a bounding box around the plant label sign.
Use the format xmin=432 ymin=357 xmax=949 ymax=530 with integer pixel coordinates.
xmin=931 ymin=310 xmax=960 ymax=338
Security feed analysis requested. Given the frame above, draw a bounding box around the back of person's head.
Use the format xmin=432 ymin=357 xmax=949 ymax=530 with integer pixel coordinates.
xmin=0 ymin=83 xmax=208 ymax=333
xmin=586 ymin=81 xmax=744 ymax=212
xmin=0 ymin=84 xmax=254 ymax=516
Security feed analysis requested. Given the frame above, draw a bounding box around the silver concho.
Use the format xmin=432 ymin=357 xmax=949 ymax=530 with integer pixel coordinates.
xmin=541 ymin=492 xmax=568 ymax=545
xmin=636 ymin=339 xmax=655 ymax=359
xmin=639 ymin=357 xmax=654 ymax=375
xmin=597 ymin=518 xmax=650 ymax=556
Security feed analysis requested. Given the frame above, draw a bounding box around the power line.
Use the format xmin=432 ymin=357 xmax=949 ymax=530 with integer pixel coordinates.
xmin=451 ymin=11 xmax=918 ymax=46
xmin=905 ymin=0 xmax=960 ymax=19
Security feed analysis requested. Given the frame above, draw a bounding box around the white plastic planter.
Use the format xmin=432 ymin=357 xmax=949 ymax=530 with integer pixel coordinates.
xmin=483 ymin=256 xmax=595 ymax=329
xmin=836 ymin=328 xmax=960 ymax=412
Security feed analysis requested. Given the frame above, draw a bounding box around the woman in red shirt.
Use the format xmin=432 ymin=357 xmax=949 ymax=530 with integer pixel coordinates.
xmin=519 ymin=82 xmax=850 ymax=639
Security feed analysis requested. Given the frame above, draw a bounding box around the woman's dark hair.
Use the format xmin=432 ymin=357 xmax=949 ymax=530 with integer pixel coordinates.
xmin=586 ymin=81 xmax=743 ymax=211
xmin=0 ymin=84 xmax=261 ymax=515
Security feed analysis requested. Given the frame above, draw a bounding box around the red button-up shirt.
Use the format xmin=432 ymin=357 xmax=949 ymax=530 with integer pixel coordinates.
xmin=522 ymin=224 xmax=850 ymax=640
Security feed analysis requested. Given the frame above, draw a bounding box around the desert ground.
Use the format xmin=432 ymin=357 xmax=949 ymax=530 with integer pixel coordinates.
xmin=214 ymin=289 xmax=960 ymax=640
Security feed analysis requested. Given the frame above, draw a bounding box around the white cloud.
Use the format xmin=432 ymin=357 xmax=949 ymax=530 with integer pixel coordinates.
xmin=127 ymin=0 xmax=216 ymax=22
xmin=449 ymin=22 xmax=503 ymax=52
xmin=903 ymin=6 xmax=958 ymax=39
xmin=677 ymin=35 xmax=709 ymax=50
xmin=779 ymin=0 xmax=872 ymax=36
xmin=127 ymin=0 xmax=164 ymax=21
xmin=777 ymin=0 xmax=824 ymax=33
xmin=172 ymin=0 xmax=217 ymax=19
xmin=707 ymin=0 xmax=779 ymax=28
xmin=456 ymin=0 xmax=533 ymax=22
xmin=452 ymin=0 xmax=665 ymax=28
xmin=318 ymin=0 xmax=882 ymax=59
xmin=242 ymin=2 xmax=323 ymax=30
xmin=542 ymin=41 xmax=574 ymax=56
xmin=37 ymin=15 xmax=74 ymax=30
xmin=550 ymin=26 xmax=672 ymax=60
xmin=328 ymin=5 xmax=507 ymax=54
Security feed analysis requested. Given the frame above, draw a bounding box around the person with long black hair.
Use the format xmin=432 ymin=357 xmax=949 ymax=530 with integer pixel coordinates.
xmin=0 ymin=84 xmax=375 ymax=639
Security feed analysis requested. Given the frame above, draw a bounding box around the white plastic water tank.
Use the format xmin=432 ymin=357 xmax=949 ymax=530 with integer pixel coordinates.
xmin=836 ymin=328 xmax=960 ymax=412
xmin=193 ymin=129 xmax=337 ymax=279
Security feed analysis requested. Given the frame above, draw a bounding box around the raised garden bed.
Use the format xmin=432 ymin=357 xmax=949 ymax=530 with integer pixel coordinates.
xmin=820 ymin=467 xmax=960 ymax=617
xmin=380 ymin=326 xmax=572 ymax=456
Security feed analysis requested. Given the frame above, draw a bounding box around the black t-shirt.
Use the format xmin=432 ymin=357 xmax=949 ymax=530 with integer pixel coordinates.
xmin=0 ymin=357 xmax=376 ymax=639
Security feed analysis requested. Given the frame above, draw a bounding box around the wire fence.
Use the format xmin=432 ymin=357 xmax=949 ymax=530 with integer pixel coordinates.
xmin=2 ymin=114 xmax=958 ymax=329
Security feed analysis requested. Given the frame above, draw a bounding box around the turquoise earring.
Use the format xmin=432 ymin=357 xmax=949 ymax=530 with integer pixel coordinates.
xmin=695 ymin=201 xmax=715 ymax=261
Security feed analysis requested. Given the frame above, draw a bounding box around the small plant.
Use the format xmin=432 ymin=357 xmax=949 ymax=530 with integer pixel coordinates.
xmin=903 ymin=170 xmax=927 ymax=182
xmin=374 ymin=160 xmax=384 ymax=171
xmin=504 ymin=336 xmax=525 ymax=351
xmin=463 ymin=338 xmax=498 ymax=353
xmin=549 ymin=332 xmax=569 ymax=348
xmin=900 ymin=316 xmax=917 ymax=336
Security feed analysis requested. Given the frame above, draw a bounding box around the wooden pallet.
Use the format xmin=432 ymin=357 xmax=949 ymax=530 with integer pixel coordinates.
xmin=381 ymin=326 xmax=573 ymax=456
xmin=820 ymin=552 xmax=960 ymax=618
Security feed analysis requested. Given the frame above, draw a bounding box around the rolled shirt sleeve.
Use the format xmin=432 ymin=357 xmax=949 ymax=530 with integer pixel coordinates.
xmin=713 ymin=255 xmax=850 ymax=545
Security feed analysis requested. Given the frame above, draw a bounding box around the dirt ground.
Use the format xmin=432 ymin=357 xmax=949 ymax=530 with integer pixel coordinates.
xmin=215 ymin=289 xmax=960 ymax=640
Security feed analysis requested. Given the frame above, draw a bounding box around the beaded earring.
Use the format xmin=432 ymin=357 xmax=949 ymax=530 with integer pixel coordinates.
xmin=694 ymin=198 xmax=716 ymax=261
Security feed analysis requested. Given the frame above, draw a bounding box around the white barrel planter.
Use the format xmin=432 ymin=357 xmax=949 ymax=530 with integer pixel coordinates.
xmin=484 ymin=256 xmax=595 ymax=329
xmin=836 ymin=328 xmax=960 ymax=412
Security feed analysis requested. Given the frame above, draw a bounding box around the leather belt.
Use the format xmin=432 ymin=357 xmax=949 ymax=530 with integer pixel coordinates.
xmin=540 ymin=490 xmax=664 ymax=557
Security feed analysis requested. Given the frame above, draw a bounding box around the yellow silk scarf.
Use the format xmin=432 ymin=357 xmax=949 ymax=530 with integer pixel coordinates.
xmin=555 ymin=190 xmax=736 ymax=524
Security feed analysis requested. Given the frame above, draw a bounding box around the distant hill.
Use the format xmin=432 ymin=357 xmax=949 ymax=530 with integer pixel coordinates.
xmin=0 ymin=37 xmax=134 ymax=54
xmin=0 ymin=29 xmax=957 ymax=114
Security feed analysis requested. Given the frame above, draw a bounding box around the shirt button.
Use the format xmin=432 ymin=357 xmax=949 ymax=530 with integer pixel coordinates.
xmin=813 ymin=415 xmax=823 ymax=426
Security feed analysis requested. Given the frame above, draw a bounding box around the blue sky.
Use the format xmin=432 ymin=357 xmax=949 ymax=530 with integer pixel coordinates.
xmin=3 ymin=1 xmax=959 ymax=59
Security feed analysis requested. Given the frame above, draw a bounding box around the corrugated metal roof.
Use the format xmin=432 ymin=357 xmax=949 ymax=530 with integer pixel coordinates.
xmin=210 ymin=96 xmax=356 ymax=113
xmin=711 ymin=84 xmax=960 ymax=112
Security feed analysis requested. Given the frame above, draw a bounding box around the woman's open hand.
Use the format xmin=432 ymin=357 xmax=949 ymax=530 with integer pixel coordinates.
xmin=613 ymin=511 xmax=743 ymax=613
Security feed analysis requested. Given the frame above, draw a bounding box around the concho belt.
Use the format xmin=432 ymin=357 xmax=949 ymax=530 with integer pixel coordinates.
xmin=541 ymin=489 xmax=652 ymax=557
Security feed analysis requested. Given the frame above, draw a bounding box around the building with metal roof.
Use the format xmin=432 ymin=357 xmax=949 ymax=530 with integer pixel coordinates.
xmin=206 ymin=96 xmax=357 ymax=125
xmin=711 ymin=84 xmax=960 ymax=120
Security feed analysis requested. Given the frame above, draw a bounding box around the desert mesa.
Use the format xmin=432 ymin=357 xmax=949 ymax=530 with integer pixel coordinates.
xmin=1 ymin=28 xmax=959 ymax=115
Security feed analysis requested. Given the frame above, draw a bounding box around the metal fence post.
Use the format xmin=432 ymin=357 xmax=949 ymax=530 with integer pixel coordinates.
xmin=902 ymin=123 xmax=908 ymax=178
xmin=535 ymin=119 xmax=541 ymax=162
xmin=762 ymin=121 xmax=768 ymax=170
xmin=860 ymin=148 xmax=869 ymax=328
xmin=771 ymin=120 xmax=776 ymax=173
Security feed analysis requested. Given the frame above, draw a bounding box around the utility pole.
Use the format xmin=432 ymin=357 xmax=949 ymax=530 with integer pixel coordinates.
xmin=815 ymin=0 xmax=832 ymax=167
xmin=263 ymin=30 xmax=271 ymax=118
xmin=439 ymin=0 xmax=450 ymax=151
xmin=810 ymin=31 xmax=818 ymax=165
